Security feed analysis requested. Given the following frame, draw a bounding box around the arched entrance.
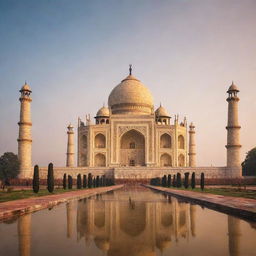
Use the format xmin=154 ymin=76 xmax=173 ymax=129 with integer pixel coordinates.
xmin=120 ymin=129 xmax=145 ymax=166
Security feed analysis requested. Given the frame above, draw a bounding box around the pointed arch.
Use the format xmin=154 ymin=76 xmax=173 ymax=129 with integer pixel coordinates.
xmin=178 ymin=154 xmax=185 ymax=167
xmin=120 ymin=129 xmax=145 ymax=166
xmin=160 ymin=133 xmax=172 ymax=148
xmin=95 ymin=153 xmax=106 ymax=167
xmin=95 ymin=133 xmax=106 ymax=148
xmin=178 ymin=135 xmax=185 ymax=149
xmin=160 ymin=153 xmax=172 ymax=167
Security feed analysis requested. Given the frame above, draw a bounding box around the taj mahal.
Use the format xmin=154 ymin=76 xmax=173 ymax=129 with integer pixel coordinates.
xmin=17 ymin=65 xmax=242 ymax=181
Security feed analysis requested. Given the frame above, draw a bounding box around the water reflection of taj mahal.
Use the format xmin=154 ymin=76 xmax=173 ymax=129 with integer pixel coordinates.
xmin=16 ymin=188 xmax=252 ymax=256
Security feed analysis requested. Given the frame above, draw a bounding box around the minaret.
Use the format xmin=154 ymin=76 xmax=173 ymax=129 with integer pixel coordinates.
xmin=188 ymin=122 xmax=196 ymax=167
xmin=66 ymin=123 xmax=75 ymax=167
xmin=18 ymin=82 xmax=32 ymax=179
xmin=226 ymin=82 xmax=241 ymax=174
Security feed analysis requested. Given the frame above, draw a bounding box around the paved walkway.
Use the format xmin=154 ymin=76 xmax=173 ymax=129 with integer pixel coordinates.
xmin=145 ymin=185 xmax=256 ymax=221
xmin=0 ymin=185 xmax=123 ymax=221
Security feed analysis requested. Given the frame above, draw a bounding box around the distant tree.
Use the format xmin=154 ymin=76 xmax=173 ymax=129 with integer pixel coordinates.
xmin=191 ymin=172 xmax=196 ymax=189
xmin=83 ymin=175 xmax=87 ymax=188
xmin=47 ymin=163 xmax=54 ymax=193
xmin=167 ymin=175 xmax=171 ymax=187
xmin=176 ymin=173 xmax=182 ymax=188
xmin=63 ymin=173 xmax=67 ymax=189
xmin=184 ymin=172 xmax=189 ymax=189
xmin=162 ymin=175 xmax=167 ymax=187
xmin=0 ymin=152 xmax=19 ymax=187
xmin=200 ymin=173 xmax=205 ymax=191
xmin=77 ymin=174 xmax=82 ymax=189
xmin=88 ymin=173 xmax=92 ymax=188
xmin=68 ymin=175 xmax=73 ymax=189
xmin=172 ymin=175 xmax=176 ymax=187
xmin=242 ymin=147 xmax=256 ymax=176
xmin=32 ymin=165 xmax=40 ymax=193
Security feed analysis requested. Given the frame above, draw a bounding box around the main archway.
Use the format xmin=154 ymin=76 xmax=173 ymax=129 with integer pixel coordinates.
xmin=120 ymin=129 xmax=145 ymax=166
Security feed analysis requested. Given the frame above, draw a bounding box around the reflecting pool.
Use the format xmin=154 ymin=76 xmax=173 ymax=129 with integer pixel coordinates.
xmin=0 ymin=187 xmax=256 ymax=256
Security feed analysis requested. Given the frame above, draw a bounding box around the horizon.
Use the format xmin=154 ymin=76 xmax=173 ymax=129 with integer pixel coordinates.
xmin=0 ymin=0 xmax=255 ymax=167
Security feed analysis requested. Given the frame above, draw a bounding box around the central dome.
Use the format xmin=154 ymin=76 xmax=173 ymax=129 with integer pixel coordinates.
xmin=108 ymin=74 xmax=154 ymax=115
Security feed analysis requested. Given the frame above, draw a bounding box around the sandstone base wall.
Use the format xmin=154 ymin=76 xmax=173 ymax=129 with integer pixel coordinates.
xmin=32 ymin=166 xmax=242 ymax=180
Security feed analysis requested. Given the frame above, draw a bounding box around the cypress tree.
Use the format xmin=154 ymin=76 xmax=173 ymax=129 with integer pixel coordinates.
xmin=167 ymin=174 xmax=171 ymax=187
xmin=32 ymin=165 xmax=40 ymax=193
xmin=162 ymin=175 xmax=167 ymax=187
xmin=83 ymin=175 xmax=87 ymax=188
xmin=100 ymin=176 xmax=103 ymax=187
xmin=184 ymin=172 xmax=189 ymax=189
xmin=191 ymin=172 xmax=196 ymax=189
xmin=88 ymin=173 xmax=92 ymax=188
xmin=63 ymin=173 xmax=67 ymax=189
xmin=176 ymin=173 xmax=182 ymax=188
xmin=68 ymin=175 xmax=73 ymax=189
xmin=77 ymin=174 xmax=82 ymax=189
xmin=200 ymin=172 xmax=205 ymax=190
xmin=93 ymin=177 xmax=96 ymax=187
xmin=172 ymin=175 xmax=176 ymax=187
xmin=47 ymin=163 xmax=54 ymax=193
xmin=102 ymin=175 xmax=106 ymax=186
xmin=96 ymin=176 xmax=100 ymax=187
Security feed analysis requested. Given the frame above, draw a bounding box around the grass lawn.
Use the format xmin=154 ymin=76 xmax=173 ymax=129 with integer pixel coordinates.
xmin=0 ymin=188 xmax=85 ymax=203
xmin=167 ymin=187 xmax=256 ymax=199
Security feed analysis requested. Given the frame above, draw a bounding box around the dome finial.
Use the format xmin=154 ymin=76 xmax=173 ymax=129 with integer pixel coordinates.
xmin=129 ymin=64 xmax=132 ymax=75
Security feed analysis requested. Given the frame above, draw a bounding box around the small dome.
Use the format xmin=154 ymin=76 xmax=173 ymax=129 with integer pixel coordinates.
xmin=155 ymin=105 xmax=170 ymax=117
xmin=108 ymin=74 xmax=154 ymax=115
xmin=227 ymin=81 xmax=239 ymax=92
xmin=20 ymin=82 xmax=31 ymax=92
xmin=96 ymin=106 xmax=110 ymax=117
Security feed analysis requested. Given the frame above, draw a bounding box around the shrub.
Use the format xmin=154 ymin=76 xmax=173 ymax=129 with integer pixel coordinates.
xmin=167 ymin=175 xmax=171 ymax=187
xmin=191 ymin=172 xmax=196 ymax=189
xmin=47 ymin=163 xmax=54 ymax=193
xmin=184 ymin=172 xmax=189 ymax=189
xmin=68 ymin=175 xmax=73 ymax=189
xmin=83 ymin=175 xmax=87 ymax=188
xmin=32 ymin=165 xmax=40 ymax=193
xmin=77 ymin=174 xmax=82 ymax=189
xmin=63 ymin=173 xmax=67 ymax=189
xmin=176 ymin=173 xmax=182 ymax=188
xmin=88 ymin=173 xmax=92 ymax=188
xmin=200 ymin=172 xmax=205 ymax=190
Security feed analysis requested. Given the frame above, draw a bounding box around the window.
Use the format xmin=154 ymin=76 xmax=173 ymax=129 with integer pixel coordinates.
xmin=129 ymin=142 xmax=135 ymax=149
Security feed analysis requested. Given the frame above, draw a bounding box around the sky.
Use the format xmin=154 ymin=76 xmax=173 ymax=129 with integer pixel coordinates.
xmin=0 ymin=0 xmax=255 ymax=167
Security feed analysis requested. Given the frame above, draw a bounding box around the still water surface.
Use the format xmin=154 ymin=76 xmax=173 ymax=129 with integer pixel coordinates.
xmin=0 ymin=187 xmax=256 ymax=256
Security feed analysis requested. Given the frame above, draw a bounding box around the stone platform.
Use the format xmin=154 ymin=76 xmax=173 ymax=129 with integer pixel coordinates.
xmin=145 ymin=185 xmax=256 ymax=221
xmin=0 ymin=185 xmax=123 ymax=221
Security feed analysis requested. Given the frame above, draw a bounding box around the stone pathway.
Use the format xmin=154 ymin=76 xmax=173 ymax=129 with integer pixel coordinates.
xmin=145 ymin=185 xmax=256 ymax=221
xmin=0 ymin=185 xmax=123 ymax=221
